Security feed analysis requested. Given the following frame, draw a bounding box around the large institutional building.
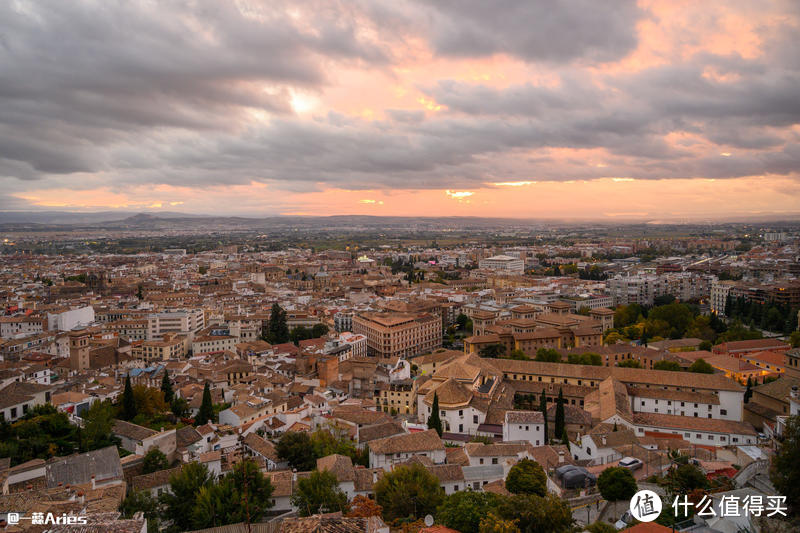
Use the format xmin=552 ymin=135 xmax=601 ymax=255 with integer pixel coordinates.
xmin=478 ymin=255 xmax=525 ymax=274
xmin=352 ymin=311 xmax=442 ymax=360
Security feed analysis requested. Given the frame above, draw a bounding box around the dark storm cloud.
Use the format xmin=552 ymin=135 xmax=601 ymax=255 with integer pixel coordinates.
xmin=416 ymin=0 xmax=642 ymax=63
xmin=0 ymin=0 xmax=389 ymax=179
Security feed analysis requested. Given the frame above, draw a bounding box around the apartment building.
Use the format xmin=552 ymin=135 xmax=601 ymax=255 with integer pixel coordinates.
xmin=0 ymin=316 xmax=45 ymax=339
xmin=147 ymin=309 xmax=204 ymax=340
xmin=133 ymin=333 xmax=187 ymax=363
xmin=353 ymin=311 xmax=442 ymax=360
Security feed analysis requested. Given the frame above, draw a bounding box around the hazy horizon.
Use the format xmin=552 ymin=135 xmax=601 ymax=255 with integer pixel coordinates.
xmin=1 ymin=1 xmax=799 ymax=218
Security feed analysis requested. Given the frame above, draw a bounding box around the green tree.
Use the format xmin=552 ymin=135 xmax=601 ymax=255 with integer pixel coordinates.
xmin=195 ymin=382 xmax=214 ymax=426
xmin=790 ymin=331 xmax=800 ymax=348
xmin=374 ymin=463 xmax=444 ymax=523
xmin=666 ymin=464 xmax=709 ymax=495
xmin=192 ymin=459 xmax=273 ymax=528
xmin=291 ymin=470 xmax=349 ymax=516
xmin=597 ymin=467 xmax=637 ymax=503
xmin=171 ymin=397 xmax=189 ymax=418
xmin=618 ymin=358 xmax=642 ymax=368
xmin=82 ymin=400 xmax=117 ymax=451
xmin=276 ymin=431 xmax=316 ymax=471
xmin=539 ymin=391 xmax=548 ymax=441
xmin=120 ymin=489 xmax=160 ymax=533
xmin=142 ymin=448 xmax=169 ymax=474
xmin=495 ymin=493 xmax=574 ymax=533
xmin=586 ymin=521 xmax=618 ymax=533
xmin=161 ymin=370 xmax=174 ymax=404
xmin=437 ymin=491 xmax=500 ymax=533
xmin=267 ymin=303 xmax=290 ymax=344
xmin=508 ymin=349 xmax=529 ymax=361
xmin=505 ymin=459 xmax=547 ymax=496
xmin=653 ymin=360 xmax=682 ymax=372
xmin=122 ymin=375 xmax=137 ymax=420
xmin=456 ymin=313 xmax=469 ymax=330
xmin=479 ymin=512 xmax=521 ymax=533
xmin=311 ymin=323 xmax=329 ymax=338
xmin=427 ymin=393 xmax=443 ymax=437
xmin=554 ymin=389 xmax=565 ymax=440
xmin=699 ymin=340 xmax=713 ymax=351
xmin=771 ymin=415 xmax=800 ymax=515
xmin=160 ymin=462 xmax=214 ymax=533
xmin=688 ymin=358 xmax=715 ymax=374
xmin=535 ymin=348 xmax=561 ymax=363
xmin=479 ymin=343 xmax=506 ymax=358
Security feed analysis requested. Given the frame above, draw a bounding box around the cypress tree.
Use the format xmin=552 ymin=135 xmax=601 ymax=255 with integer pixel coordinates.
xmin=427 ymin=393 xmax=443 ymax=436
xmin=539 ymin=391 xmax=548 ymax=442
xmin=555 ymin=388 xmax=565 ymax=441
xmin=744 ymin=376 xmax=752 ymax=404
xmin=268 ymin=303 xmax=290 ymax=344
xmin=122 ymin=375 xmax=136 ymax=420
xmin=161 ymin=369 xmax=174 ymax=404
xmin=196 ymin=382 xmax=214 ymax=426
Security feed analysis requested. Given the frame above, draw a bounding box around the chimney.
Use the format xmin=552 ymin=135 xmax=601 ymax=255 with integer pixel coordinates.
xmin=91 ymin=475 xmax=96 ymax=490
xmin=292 ymin=468 xmax=297 ymax=483
xmin=77 ymin=491 xmax=85 ymax=505
xmin=558 ymin=451 xmax=565 ymax=463
xmin=792 ymin=386 xmax=798 ymax=400
xmin=373 ymin=470 xmax=378 ymax=483
xmin=601 ymin=435 xmax=607 ymax=446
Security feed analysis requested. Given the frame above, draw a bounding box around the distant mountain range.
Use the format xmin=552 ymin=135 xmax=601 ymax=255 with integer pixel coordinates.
xmin=0 ymin=210 xmax=798 ymax=229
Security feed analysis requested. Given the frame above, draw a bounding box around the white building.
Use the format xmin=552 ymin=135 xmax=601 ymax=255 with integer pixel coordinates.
xmin=0 ymin=316 xmax=45 ymax=339
xmin=147 ymin=309 xmax=204 ymax=340
xmin=367 ymin=428 xmax=446 ymax=469
xmin=503 ymin=411 xmax=545 ymax=446
xmin=711 ymin=280 xmax=737 ymax=315
xmin=479 ymin=255 xmax=525 ymax=274
xmin=48 ymin=306 xmax=95 ymax=332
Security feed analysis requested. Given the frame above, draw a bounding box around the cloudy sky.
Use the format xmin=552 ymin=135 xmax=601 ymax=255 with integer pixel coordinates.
xmin=1 ymin=0 xmax=799 ymax=220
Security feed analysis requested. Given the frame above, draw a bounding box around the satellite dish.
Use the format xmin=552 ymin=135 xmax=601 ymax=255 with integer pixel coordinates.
xmin=424 ymin=514 xmax=434 ymax=527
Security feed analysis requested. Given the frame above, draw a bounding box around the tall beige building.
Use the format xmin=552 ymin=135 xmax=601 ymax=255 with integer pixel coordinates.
xmin=353 ymin=312 xmax=442 ymax=360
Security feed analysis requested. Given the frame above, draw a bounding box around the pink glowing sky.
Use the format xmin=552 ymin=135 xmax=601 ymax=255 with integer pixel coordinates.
xmin=1 ymin=1 xmax=799 ymax=220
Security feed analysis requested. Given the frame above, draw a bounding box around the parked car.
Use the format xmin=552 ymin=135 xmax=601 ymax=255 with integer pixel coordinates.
xmin=619 ymin=456 xmax=643 ymax=471
xmin=614 ymin=510 xmax=634 ymax=530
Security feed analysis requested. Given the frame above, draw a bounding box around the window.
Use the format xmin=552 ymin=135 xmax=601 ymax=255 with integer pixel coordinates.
xmin=480 ymin=458 xmax=484 ymax=464
xmin=525 ymin=426 xmax=529 ymax=431
xmin=10 ymin=407 xmax=16 ymax=419
xmin=473 ymin=415 xmax=478 ymax=424
xmin=458 ymin=409 xmax=463 ymax=417
xmin=492 ymin=458 xmax=498 ymax=465
xmin=720 ymin=409 xmax=727 ymax=416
